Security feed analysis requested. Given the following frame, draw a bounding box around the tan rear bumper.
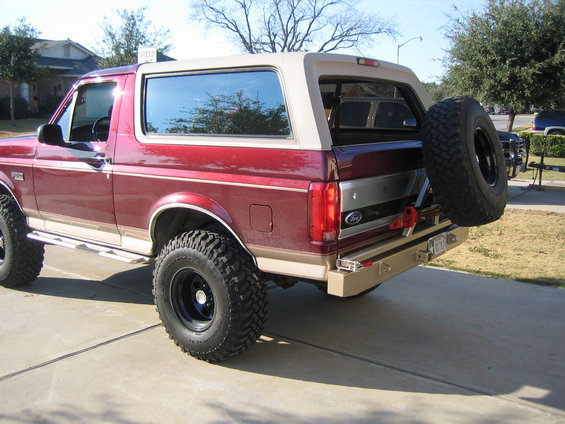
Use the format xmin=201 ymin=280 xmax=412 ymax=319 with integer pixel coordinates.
xmin=327 ymin=225 xmax=469 ymax=297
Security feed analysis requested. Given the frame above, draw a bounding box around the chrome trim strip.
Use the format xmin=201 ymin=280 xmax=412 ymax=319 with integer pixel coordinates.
xmin=114 ymin=171 xmax=307 ymax=193
xmin=0 ymin=162 xmax=33 ymax=168
xmin=33 ymin=163 xmax=112 ymax=174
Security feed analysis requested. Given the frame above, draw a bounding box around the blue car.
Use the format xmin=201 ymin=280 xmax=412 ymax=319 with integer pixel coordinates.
xmin=532 ymin=110 xmax=565 ymax=135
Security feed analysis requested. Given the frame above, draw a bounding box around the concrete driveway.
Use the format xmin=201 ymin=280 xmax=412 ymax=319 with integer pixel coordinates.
xmin=1 ymin=245 xmax=563 ymax=423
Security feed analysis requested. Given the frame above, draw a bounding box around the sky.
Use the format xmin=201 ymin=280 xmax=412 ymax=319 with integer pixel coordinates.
xmin=0 ymin=0 xmax=487 ymax=83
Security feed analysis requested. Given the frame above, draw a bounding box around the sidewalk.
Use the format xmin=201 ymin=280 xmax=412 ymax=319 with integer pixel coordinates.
xmin=507 ymin=178 xmax=565 ymax=213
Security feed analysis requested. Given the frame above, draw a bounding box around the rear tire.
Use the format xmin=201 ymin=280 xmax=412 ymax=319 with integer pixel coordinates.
xmin=153 ymin=230 xmax=267 ymax=362
xmin=421 ymin=96 xmax=507 ymax=226
xmin=0 ymin=195 xmax=44 ymax=287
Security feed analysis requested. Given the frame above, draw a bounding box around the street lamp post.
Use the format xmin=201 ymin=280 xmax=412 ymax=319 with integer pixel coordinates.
xmin=396 ymin=36 xmax=423 ymax=64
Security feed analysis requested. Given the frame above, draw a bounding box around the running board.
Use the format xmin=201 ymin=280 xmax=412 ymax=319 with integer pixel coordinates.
xmin=28 ymin=231 xmax=151 ymax=264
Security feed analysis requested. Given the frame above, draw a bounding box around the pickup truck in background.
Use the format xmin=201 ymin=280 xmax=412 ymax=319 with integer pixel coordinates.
xmin=0 ymin=53 xmax=508 ymax=362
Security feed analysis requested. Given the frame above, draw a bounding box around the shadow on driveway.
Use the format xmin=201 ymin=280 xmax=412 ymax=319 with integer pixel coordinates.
xmin=9 ymin=264 xmax=565 ymax=415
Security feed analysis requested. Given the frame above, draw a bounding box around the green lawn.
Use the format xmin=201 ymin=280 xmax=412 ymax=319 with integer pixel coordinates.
xmin=430 ymin=209 xmax=565 ymax=288
xmin=0 ymin=118 xmax=47 ymax=138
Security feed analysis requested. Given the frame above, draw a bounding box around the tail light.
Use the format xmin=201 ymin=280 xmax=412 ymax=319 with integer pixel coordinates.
xmin=308 ymin=182 xmax=340 ymax=242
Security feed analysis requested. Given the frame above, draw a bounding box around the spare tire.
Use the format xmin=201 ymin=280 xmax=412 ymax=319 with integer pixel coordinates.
xmin=421 ymin=96 xmax=507 ymax=227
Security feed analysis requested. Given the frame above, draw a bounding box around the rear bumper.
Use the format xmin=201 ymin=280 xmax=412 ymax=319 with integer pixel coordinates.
xmin=327 ymin=225 xmax=468 ymax=297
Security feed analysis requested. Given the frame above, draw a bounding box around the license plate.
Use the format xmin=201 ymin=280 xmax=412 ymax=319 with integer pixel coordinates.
xmin=428 ymin=233 xmax=448 ymax=257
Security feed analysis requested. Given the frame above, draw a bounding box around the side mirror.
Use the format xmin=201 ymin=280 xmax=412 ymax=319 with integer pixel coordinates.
xmin=37 ymin=124 xmax=65 ymax=146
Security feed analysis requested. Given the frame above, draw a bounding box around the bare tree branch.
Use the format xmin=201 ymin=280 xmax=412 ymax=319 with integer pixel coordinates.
xmin=192 ymin=0 xmax=397 ymax=54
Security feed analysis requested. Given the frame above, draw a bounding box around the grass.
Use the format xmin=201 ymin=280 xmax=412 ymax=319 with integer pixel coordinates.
xmin=0 ymin=118 xmax=47 ymax=139
xmin=519 ymin=155 xmax=565 ymax=182
xmin=429 ymin=209 xmax=565 ymax=288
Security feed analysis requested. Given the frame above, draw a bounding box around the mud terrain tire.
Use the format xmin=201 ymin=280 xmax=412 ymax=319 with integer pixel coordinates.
xmin=0 ymin=195 xmax=45 ymax=287
xmin=153 ymin=230 xmax=267 ymax=362
xmin=422 ymin=96 xmax=507 ymax=226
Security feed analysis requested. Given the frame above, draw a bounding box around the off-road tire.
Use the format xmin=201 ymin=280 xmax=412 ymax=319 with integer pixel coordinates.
xmin=421 ymin=96 xmax=507 ymax=226
xmin=153 ymin=230 xmax=267 ymax=362
xmin=0 ymin=195 xmax=45 ymax=287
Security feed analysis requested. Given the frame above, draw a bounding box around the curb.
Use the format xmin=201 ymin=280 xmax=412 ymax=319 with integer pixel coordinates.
xmin=509 ymin=179 xmax=565 ymax=192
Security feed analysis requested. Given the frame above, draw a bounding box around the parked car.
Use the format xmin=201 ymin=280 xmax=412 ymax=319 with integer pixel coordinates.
xmin=532 ymin=110 xmax=565 ymax=135
xmin=498 ymin=131 xmax=527 ymax=178
xmin=0 ymin=52 xmax=508 ymax=362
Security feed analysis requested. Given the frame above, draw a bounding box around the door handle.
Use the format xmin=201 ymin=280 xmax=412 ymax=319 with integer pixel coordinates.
xmin=92 ymin=154 xmax=112 ymax=165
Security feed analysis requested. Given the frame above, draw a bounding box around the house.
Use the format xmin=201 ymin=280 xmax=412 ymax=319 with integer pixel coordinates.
xmin=1 ymin=38 xmax=174 ymax=118
xmin=0 ymin=38 xmax=99 ymax=116
xmin=32 ymin=39 xmax=99 ymax=101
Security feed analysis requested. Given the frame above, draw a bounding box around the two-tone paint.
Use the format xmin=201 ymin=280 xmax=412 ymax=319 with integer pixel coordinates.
xmin=0 ymin=52 xmax=466 ymax=294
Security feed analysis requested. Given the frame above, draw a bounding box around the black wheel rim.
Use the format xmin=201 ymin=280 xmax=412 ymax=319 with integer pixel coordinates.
xmin=170 ymin=268 xmax=215 ymax=331
xmin=474 ymin=128 xmax=498 ymax=186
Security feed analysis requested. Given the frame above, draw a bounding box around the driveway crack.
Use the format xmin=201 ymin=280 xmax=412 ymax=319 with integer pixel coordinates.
xmin=0 ymin=324 xmax=160 ymax=383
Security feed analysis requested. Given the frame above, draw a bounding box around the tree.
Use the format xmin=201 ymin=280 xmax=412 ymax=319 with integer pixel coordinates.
xmin=421 ymin=81 xmax=451 ymax=103
xmin=96 ymin=7 xmax=171 ymax=68
xmin=0 ymin=19 xmax=40 ymax=121
xmin=442 ymin=0 xmax=565 ymax=131
xmin=164 ymin=91 xmax=289 ymax=135
xmin=192 ymin=0 xmax=397 ymax=54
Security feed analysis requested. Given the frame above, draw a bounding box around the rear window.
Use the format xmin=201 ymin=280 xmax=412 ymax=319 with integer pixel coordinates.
xmin=320 ymin=78 xmax=421 ymax=146
xmin=144 ymin=70 xmax=290 ymax=137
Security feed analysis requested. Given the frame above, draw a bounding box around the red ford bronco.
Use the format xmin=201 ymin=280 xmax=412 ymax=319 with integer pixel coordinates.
xmin=0 ymin=53 xmax=507 ymax=361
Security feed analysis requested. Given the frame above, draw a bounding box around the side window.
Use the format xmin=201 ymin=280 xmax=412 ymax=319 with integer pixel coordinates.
xmin=374 ymin=101 xmax=415 ymax=129
xmin=69 ymin=83 xmax=116 ymax=142
xmin=144 ymin=70 xmax=290 ymax=137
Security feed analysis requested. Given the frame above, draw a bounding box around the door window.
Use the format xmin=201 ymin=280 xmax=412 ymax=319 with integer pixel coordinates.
xmin=56 ymin=83 xmax=117 ymax=142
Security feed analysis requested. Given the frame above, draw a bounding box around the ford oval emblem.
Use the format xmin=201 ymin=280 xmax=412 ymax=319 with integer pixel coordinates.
xmin=345 ymin=211 xmax=363 ymax=226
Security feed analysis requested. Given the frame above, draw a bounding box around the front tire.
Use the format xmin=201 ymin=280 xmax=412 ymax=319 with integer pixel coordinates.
xmin=0 ymin=195 xmax=44 ymax=287
xmin=153 ymin=230 xmax=267 ymax=362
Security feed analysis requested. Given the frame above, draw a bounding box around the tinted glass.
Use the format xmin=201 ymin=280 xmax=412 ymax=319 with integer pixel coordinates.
xmin=538 ymin=111 xmax=565 ymax=121
xmin=56 ymin=101 xmax=72 ymax=141
xmin=69 ymin=83 xmax=116 ymax=142
xmin=144 ymin=70 xmax=290 ymax=136
xmin=320 ymin=78 xmax=420 ymax=145
xmin=321 ymin=80 xmax=417 ymax=130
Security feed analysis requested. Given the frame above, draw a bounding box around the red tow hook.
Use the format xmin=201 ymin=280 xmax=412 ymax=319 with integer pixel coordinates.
xmin=389 ymin=206 xmax=441 ymax=229
xmin=389 ymin=206 xmax=419 ymax=229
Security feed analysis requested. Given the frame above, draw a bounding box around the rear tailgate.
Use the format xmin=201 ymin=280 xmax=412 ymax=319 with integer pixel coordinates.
xmin=319 ymin=76 xmax=468 ymax=295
